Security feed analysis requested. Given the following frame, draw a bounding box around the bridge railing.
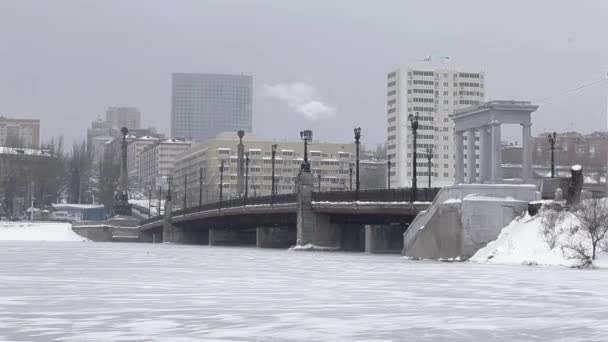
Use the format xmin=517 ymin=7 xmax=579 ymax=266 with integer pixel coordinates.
xmin=139 ymin=193 xmax=297 ymax=225
xmin=311 ymin=188 xmax=440 ymax=203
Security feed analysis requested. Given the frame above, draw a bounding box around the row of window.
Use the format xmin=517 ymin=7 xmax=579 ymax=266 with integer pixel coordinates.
xmin=413 ymin=98 xmax=434 ymax=103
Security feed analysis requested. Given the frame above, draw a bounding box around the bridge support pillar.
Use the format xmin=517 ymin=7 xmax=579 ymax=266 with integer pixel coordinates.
xmin=163 ymin=200 xmax=186 ymax=243
xmin=209 ymin=228 xmax=256 ymax=246
xmin=256 ymin=226 xmax=296 ymax=248
xmin=365 ymin=224 xmax=406 ymax=254
xmin=296 ymin=172 xmax=341 ymax=248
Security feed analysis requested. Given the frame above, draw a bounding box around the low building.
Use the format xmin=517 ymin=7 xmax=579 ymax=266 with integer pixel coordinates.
xmin=139 ymin=139 xmax=193 ymax=191
xmin=51 ymin=204 xmax=106 ymax=222
xmin=171 ymin=132 xmax=359 ymax=206
xmin=0 ymin=116 xmax=40 ymax=147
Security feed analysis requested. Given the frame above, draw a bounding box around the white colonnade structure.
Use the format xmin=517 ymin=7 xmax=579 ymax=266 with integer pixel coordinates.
xmin=450 ymin=100 xmax=539 ymax=185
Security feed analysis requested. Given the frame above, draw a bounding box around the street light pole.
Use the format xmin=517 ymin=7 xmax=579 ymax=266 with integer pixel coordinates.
xmin=183 ymin=174 xmax=187 ymax=209
xmin=318 ymin=173 xmax=321 ymax=191
xmin=548 ymin=132 xmax=557 ymax=178
xmin=148 ymin=188 xmax=152 ymax=219
xmin=244 ymin=152 xmax=250 ymax=205
xmin=387 ymin=155 xmax=391 ymax=189
xmin=157 ymin=186 xmax=161 ymax=216
xmin=349 ymin=166 xmax=353 ymax=190
xmin=199 ymin=167 xmax=203 ymax=209
xmin=219 ymin=160 xmax=224 ymax=203
xmin=426 ymin=147 xmax=433 ymax=188
xmin=271 ymin=144 xmax=277 ymax=202
xmin=354 ymin=127 xmax=362 ymax=192
xmin=409 ymin=112 xmax=420 ymax=202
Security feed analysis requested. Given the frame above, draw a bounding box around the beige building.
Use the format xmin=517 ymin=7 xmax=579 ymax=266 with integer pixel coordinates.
xmin=171 ymin=132 xmax=357 ymax=206
xmin=127 ymin=136 xmax=160 ymax=188
xmin=0 ymin=116 xmax=40 ymax=147
xmin=386 ymin=65 xmax=485 ymax=187
xmin=139 ymin=139 xmax=193 ymax=191
xmin=105 ymin=106 xmax=141 ymax=130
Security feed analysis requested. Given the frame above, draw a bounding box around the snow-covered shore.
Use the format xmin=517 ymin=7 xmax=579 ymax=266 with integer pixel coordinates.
xmin=470 ymin=210 xmax=608 ymax=268
xmin=0 ymin=221 xmax=87 ymax=242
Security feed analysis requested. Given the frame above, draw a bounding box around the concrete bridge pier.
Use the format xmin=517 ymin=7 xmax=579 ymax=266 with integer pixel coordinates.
xmin=296 ymin=172 xmax=341 ymax=249
xmin=163 ymin=200 xmax=186 ymax=243
xmin=256 ymin=226 xmax=296 ymax=248
xmin=341 ymin=224 xmax=365 ymax=251
xmin=365 ymin=224 xmax=407 ymax=254
xmin=209 ymin=228 xmax=256 ymax=246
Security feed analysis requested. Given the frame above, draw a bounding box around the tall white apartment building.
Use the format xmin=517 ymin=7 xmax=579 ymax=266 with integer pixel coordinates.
xmin=386 ymin=65 xmax=485 ymax=187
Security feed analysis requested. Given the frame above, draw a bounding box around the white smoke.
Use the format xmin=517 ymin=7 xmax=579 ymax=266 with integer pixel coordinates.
xmin=262 ymin=82 xmax=336 ymax=120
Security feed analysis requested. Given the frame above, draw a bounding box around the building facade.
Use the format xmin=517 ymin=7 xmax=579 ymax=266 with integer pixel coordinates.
xmin=171 ymin=132 xmax=359 ymax=207
xmin=0 ymin=117 xmax=40 ymax=147
xmin=105 ymin=107 xmax=141 ymax=130
xmin=126 ymin=136 xmax=160 ymax=188
xmin=139 ymin=139 xmax=193 ymax=191
xmin=386 ymin=66 xmax=485 ymax=187
xmin=171 ymin=73 xmax=253 ymax=143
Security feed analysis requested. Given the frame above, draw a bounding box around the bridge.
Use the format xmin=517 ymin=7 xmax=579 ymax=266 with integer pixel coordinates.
xmin=139 ymin=173 xmax=439 ymax=253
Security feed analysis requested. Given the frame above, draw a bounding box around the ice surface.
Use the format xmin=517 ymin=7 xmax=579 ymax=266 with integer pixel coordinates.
xmin=0 ymin=222 xmax=86 ymax=242
xmin=1 ymin=242 xmax=608 ymax=341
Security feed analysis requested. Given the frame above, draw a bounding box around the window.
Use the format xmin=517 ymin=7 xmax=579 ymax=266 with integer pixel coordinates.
xmin=388 ymin=107 xmax=396 ymax=114
xmin=387 ymin=99 xmax=396 ymax=105
xmin=387 ymin=90 xmax=396 ymax=96
xmin=387 ymin=71 xmax=397 ymax=79
xmin=387 ymin=81 xmax=396 ymax=87
xmin=413 ymin=70 xmax=434 ymax=76
xmin=443 ymin=91 xmax=448 ymax=95
xmin=443 ymin=82 xmax=449 ymax=87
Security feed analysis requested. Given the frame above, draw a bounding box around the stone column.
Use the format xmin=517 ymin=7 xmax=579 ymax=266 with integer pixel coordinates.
xmin=466 ymin=129 xmax=477 ymax=184
xmin=491 ymin=121 xmax=502 ymax=182
xmin=521 ymin=122 xmax=532 ymax=183
xmin=454 ymin=131 xmax=464 ymax=185
xmin=478 ymin=126 xmax=489 ymax=182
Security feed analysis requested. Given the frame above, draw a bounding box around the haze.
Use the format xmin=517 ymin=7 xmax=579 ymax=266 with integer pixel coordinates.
xmin=1 ymin=0 xmax=607 ymax=146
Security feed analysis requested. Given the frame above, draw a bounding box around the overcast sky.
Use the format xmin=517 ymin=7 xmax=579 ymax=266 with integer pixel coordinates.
xmin=1 ymin=0 xmax=608 ymax=147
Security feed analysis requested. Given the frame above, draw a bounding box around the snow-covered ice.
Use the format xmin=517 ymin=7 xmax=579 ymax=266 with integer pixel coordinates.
xmin=1 ymin=242 xmax=608 ymax=341
xmin=0 ymin=221 xmax=86 ymax=242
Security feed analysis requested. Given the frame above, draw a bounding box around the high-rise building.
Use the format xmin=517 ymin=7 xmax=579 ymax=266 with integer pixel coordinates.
xmin=105 ymin=107 xmax=141 ymax=130
xmin=171 ymin=73 xmax=253 ymax=143
xmin=0 ymin=116 xmax=40 ymax=148
xmin=386 ymin=65 xmax=485 ymax=187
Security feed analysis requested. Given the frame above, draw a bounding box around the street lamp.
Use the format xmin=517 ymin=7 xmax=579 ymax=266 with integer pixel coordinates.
xmin=317 ymin=173 xmax=322 ymax=191
xmin=271 ymin=144 xmax=277 ymax=201
xmin=199 ymin=167 xmax=203 ymax=209
xmin=354 ymin=127 xmax=361 ymax=192
xmin=387 ymin=155 xmax=391 ymax=189
xmin=300 ymin=130 xmax=313 ymax=173
xmin=548 ymin=132 xmax=557 ymax=178
xmin=349 ymin=166 xmax=353 ymax=191
xmin=219 ymin=160 xmax=225 ymax=203
xmin=408 ymin=112 xmax=420 ymax=202
xmin=426 ymin=147 xmax=433 ymax=188
xmin=183 ymin=174 xmax=188 ymax=210
xmin=244 ymin=152 xmax=250 ymax=205
xmin=147 ymin=187 xmax=152 ymax=219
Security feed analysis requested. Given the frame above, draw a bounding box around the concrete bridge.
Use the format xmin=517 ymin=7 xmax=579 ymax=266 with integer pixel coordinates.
xmin=139 ymin=173 xmax=439 ymax=253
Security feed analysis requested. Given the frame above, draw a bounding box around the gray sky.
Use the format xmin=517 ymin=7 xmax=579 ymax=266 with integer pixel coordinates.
xmin=1 ymin=0 xmax=608 ymax=147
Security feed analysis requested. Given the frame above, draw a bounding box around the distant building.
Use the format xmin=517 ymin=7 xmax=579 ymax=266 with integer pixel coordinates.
xmin=139 ymin=139 xmax=193 ymax=190
xmin=105 ymin=107 xmax=141 ymax=130
xmin=51 ymin=204 xmax=105 ymax=222
xmin=86 ymin=116 xmax=112 ymax=158
xmin=126 ymin=135 xmax=160 ymax=188
xmin=171 ymin=73 xmax=253 ymax=143
xmin=386 ymin=65 xmax=485 ymax=187
xmin=0 ymin=116 xmax=40 ymax=148
xmin=171 ymin=132 xmax=359 ymax=206
xmin=360 ymin=160 xmax=388 ymax=190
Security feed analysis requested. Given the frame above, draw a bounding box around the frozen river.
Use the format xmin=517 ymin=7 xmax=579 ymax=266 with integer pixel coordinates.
xmin=1 ymin=241 xmax=608 ymax=341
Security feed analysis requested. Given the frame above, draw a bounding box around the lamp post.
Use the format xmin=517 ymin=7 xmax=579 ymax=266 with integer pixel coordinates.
xmin=219 ymin=160 xmax=224 ymax=203
xmin=183 ymin=174 xmax=187 ymax=210
xmin=199 ymin=167 xmax=203 ymax=209
xmin=349 ymin=166 xmax=353 ymax=190
xmin=317 ymin=173 xmax=321 ymax=191
xmin=354 ymin=127 xmax=361 ymax=193
xmin=148 ymin=187 xmax=152 ymax=219
xmin=244 ymin=152 xmax=250 ymax=205
xmin=299 ymin=130 xmax=312 ymax=173
xmin=166 ymin=176 xmax=172 ymax=202
xmin=548 ymin=132 xmax=557 ymax=178
xmin=426 ymin=147 xmax=433 ymax=188
xmin=157 ymin=186 xmax=162 ymax=216
xmin=271 ymin=144 xmax=277 ymax=202
xmin=408 ymin=112 xmax=420 ymax=202
xmin=387 ymin=155 xmax=391 ymax=189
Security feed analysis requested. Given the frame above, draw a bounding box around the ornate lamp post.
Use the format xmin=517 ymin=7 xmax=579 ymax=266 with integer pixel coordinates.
xmin=219 ymin=160 xmax=225 ymax=202
xmin=300 ymin=130 xmax=313 ymax=173
xmin=318 ymin=173 xmax=322 ymax=191
xmin=426 ymin=147 xmax=433 ymax=188
xmin=271 ymin=144 xmax=277 ymax=200
xmin=199 ymin=167 xmax=203 ymax=209
xmin=354 ymin=127 xmax=361 ymax=192
xmin=157 ymin=186 xmax=162 ymax=216
xmin=147 ymin=187 xmax=152 ymax=219
xmin=183 ymin=174 xmax=187 ymax=209
xmin=244 ymin=152 xmax=250 ymax=205
xmin=548 ymin=132 xmax=557 ymax=178
xmin=408 ymin=112 xmax=420 ymax=202
xmin=349 ymin=166 xmax=353 ymax=190
xmin=387 ymin=155 xmax=392 ymax=189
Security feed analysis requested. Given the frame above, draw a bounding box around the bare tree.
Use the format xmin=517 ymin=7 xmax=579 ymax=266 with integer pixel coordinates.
xmin=563 ymin=198 xmax=608 ymax=266
xmin=66 ymin=140 xmax=93 ymax=203
xmin=540 ymin=205 xmax=565 ymax=249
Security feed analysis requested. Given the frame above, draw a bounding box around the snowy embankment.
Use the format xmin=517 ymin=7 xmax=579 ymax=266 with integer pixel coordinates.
xmin=470 ymin=208 xmax=608 ymax=268
xmin=0 ymin=221 xmax=87 ymax=242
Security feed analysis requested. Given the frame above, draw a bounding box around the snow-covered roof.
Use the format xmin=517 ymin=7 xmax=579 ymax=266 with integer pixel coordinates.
xmin=0 ymin=147 xmax=54 ymax=157
xmin=52 ymin=203 xmax=104 ymax=210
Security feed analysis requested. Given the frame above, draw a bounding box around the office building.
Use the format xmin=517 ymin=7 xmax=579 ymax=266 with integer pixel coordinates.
xmin=0 ymin=116 xmax=40 ymax=147
xmin=171 ymin=73 xmax=252 ymax=143
xmin=106 ymin=106 xmax=141 ymax=130
xmin=139 ymin=139 xmax=193 ymax=191
xmin=386 ymin=65 xmax=485 ymax=187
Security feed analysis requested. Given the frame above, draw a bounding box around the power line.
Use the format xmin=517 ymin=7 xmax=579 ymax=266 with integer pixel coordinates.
xmin=534 ymin=73 xmax=608 ymax=105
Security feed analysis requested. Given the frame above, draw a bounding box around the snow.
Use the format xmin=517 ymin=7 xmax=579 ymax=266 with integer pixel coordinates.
xmin=470 ymin=210 xmax=608 ymax=268
xmin=52 ymin=203 xmax=104 ymax=210
xmin=0 ymin=222 xmax=87 ymax=242
xmin=290 ymin=244 xmax=341 ymax=251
